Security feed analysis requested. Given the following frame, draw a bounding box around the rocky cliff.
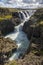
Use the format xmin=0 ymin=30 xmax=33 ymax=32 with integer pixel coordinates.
xmin=0 ymin=20 xmax=14 ymax=36
xmin=0 ymin=36 xmax=17 ymax=64
xmin=23 ymin=9 xmax=43 ymax=52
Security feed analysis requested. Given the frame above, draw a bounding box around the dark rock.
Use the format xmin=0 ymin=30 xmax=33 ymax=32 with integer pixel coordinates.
xmin=34 ymin=52 xmax=41 ymax=56
xmin=0 ymin=20 xmax=14 ymax=36
xmin=22 ymin=20 xmax=35 ymax=40
xmin=23 ymin=9 xmax=43 ymax=40
xmin=41 ymin=60 xmax=43 ymax=65
xmin=11 ymin=17 xmax=21 ymax=26
xmin=11 ymin=12 xmax=22 ymax=26
xmin=12 ymin=12 xmax=20 ymax=18
xmin=23 ymin=16 xmax=43 ymax=51
xmin=33 ymin=26 xmax=40 ymax=38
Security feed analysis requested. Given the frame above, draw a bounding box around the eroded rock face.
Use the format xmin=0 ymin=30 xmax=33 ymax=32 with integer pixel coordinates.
xmin=23 ymin=12 xmax=43 ymax=40
xmin=0 ymin=20 xmax=14 ymax=36
xmin=23 ymin=13 xmax=43 ymax=50
xmin=23 ymin=20 xmax=40 ymax=39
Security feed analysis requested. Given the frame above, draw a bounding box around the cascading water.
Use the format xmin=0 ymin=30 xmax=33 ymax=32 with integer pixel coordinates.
xmin=20 ymin=11 xmax=26 ymax=20
xmin=0 ymin=0 xmax=43 ymax=62
xmin=5 ymin=10 xmax=36 ymax=61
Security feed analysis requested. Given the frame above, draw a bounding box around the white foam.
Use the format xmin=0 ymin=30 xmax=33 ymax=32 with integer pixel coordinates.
xmin=5 ymin=10 xmax=36 ymax=61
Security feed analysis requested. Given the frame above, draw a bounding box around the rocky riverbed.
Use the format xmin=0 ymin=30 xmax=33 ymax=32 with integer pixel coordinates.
xmin=5 ymin=42 xmax=43 ymax=65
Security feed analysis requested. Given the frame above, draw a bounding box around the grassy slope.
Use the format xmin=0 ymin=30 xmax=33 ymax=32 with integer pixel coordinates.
xmin=0 ymin=15 xmax=12 ymax=20
xmin=0 ymin=8 xmax=19 ymax=21
xmin=0 ymin=8 xmax=12 ymax=20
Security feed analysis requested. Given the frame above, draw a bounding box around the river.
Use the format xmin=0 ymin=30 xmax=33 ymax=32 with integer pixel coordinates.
xmin=5 ymin=10 xmax=36 ymax=61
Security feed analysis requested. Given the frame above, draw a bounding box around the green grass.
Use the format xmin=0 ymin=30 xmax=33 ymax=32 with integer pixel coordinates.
xmin=5 ymin=61 xmax=20 ymax=65
xmin=0 ymin=15 xmax=12 ymax=21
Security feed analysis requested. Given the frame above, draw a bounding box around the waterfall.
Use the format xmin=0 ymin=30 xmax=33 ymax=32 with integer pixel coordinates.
xmin=5 ymin=10 xmax=36 ymax=61
xmin=20 ymin=11 xmax=26 ymax=20
xmin=25 ymin=11 xmax=29 ymax=17
xmin=0 ymin=0 xmax=43 ymax=61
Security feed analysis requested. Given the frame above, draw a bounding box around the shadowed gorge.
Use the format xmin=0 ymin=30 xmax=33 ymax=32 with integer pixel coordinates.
xmin=0 ymin=1 xmax=43 ymax=65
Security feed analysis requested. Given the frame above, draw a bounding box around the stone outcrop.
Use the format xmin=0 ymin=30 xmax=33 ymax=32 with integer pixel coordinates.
xmin=0 ymin=37 xmax=17 ymax=53
xmin=0 ymin=36 xmax=17 ymax=64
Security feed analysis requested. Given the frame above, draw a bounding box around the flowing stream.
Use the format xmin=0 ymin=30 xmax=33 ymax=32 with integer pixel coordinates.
xmin=5 ymin=10 xmax=36 ymax=61
xmin=0 ymin=0 xmax=43 ymax=62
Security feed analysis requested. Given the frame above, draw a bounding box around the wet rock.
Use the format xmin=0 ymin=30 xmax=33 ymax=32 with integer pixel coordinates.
xmin=0 ymin=20 xmax=14 ymax=36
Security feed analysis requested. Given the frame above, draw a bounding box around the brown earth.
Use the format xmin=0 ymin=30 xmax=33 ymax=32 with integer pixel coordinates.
xmin=0 ymin=36 xmax=17 ymax=65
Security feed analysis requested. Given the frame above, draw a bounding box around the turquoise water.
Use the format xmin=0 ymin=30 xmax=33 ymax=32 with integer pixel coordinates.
xmin=5 ymin=10 xmax=36 ymax=61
